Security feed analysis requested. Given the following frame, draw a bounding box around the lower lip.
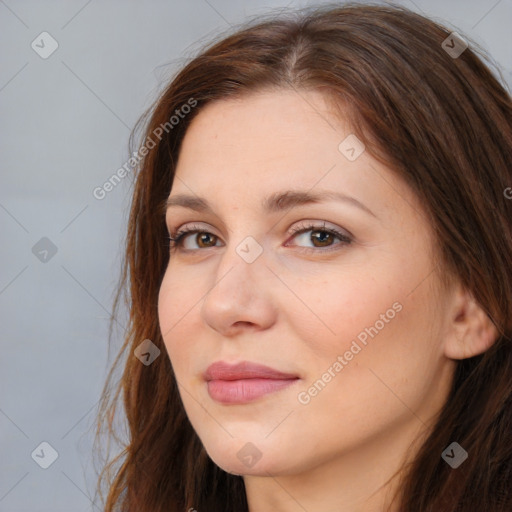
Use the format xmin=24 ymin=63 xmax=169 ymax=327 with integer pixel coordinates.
xmin=207 ymin=378 xmax=298 ymax=404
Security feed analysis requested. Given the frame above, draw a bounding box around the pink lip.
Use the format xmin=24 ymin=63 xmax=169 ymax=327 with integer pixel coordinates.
xmin=204 ymin=361 xmax=299 ymax=404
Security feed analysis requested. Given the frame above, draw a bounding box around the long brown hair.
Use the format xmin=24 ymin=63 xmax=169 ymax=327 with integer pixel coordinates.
xmin=94 ymin=3 xmax=512 ymax=510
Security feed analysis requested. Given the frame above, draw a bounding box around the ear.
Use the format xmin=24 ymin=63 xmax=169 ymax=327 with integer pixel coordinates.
xmin=443 ymin=283 xmax=499 ymax=360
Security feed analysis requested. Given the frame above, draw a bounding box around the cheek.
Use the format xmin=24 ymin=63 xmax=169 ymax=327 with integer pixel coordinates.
xmin=281 ymin=265 xmax=395 ymax=359
xmin=286 ymin=255 xmax=440 ymax=382
xmin=158 ymin=262 xmax=207 ymax=326
xmin=290 ymin=286 xmax=437 ymax=443
xmin=157 ymin=269 xmax=201 ymax=372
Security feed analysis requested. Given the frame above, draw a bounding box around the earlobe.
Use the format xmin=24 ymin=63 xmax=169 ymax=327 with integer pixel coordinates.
xmin=443 ymin=285 xmax=499 ymax=360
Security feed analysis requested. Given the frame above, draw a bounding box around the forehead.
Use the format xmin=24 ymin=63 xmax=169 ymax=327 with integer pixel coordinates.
xmin=171 ymin=89 xmax=421 ymax=225
xmin=175 ymin=90 xmax=364 ymax=191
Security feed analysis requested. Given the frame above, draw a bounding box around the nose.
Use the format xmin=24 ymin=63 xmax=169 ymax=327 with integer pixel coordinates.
xmin=200 ymin=238 xmax=277 ymax=337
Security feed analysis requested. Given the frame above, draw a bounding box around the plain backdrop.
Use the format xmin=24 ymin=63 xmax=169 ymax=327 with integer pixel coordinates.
xmin=1 ymin=0 xmax=511 ymax=510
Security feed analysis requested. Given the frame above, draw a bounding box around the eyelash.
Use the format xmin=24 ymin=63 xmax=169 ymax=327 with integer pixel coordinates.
xmin=166 ymin=221 xmax=352 ymax=254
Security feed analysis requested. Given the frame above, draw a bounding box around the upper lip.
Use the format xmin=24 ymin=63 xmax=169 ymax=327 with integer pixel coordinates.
xmin=204 ymin=361 xmax=299 ymax=381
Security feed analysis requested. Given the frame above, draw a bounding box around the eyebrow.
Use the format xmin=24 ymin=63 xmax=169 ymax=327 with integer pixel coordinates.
xmin=164 ymin=189 xmax=377 ymax=218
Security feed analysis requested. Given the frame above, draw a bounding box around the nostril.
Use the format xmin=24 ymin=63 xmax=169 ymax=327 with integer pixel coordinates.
xmin=233 ymin=321 xmax=255 ymax=328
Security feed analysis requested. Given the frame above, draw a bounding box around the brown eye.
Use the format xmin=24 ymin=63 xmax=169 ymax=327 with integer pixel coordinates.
xmin=195 ymin=232 xmax=218 ymax=248
xmin=310 ymin=230 xmax=336 ymax=247
xmin=169 ymin=227 xmax=222 ymax=251
xmin=287 ymin=222 xmax=352 ymax=252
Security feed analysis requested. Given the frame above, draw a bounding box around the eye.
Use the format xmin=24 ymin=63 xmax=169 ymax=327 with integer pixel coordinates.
xmin=167 ymin=221 xmax=352 ymax=253
xmin=168 ymin=223 xmax=222 ymax=251
xmin=285 ymin=221 xmax=352 ymax=252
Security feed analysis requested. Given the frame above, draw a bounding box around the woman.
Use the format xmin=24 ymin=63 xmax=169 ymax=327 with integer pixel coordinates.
xmin=95 ymin=3 xmax=512 ymax=511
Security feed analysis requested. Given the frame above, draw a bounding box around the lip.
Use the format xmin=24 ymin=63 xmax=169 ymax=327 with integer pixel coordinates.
xmin=204 ymin=361 xmax=298 ymax=381
xmin=204 ymin=361 xmax=299 ymax=404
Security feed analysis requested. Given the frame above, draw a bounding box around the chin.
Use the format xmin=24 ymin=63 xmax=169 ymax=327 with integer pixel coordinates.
xmin=203 ymin=439 xmax=298 ymax=477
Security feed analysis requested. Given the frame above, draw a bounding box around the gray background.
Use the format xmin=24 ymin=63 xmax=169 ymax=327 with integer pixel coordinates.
xmin=1 ymin=0 xmax=510 ymax=510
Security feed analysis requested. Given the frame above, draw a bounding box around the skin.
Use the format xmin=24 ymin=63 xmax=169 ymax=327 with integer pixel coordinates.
xmin=157 ymin=88 xmax=498 ymax=512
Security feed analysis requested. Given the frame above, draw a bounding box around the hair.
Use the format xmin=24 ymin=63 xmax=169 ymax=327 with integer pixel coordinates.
xmin=94 ymin=2 xmax=512 ymax=511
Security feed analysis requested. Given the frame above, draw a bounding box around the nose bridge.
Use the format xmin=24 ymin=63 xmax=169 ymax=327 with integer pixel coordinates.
xmin=213 ymin=233 xmax=266 ymax=292
xmin=199 ymin=229 xmax=273 ymax=332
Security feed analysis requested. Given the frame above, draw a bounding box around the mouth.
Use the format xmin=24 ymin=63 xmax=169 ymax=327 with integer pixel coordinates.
xmin=204 ymin=360 xmax=300 ymax=404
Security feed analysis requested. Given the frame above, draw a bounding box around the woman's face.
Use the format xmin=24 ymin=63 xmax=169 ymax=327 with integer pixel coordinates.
xmin=158 ymin=88 xmax=457 ymax=480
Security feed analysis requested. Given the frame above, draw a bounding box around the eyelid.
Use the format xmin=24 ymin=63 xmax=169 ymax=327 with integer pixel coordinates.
xmin=287 ymin=220 xmax=353 ymax=239
xmin=168 ymin=222 xmax=213 ymax=239
xmin=167 ymin=219 xmax=349 ymax=237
